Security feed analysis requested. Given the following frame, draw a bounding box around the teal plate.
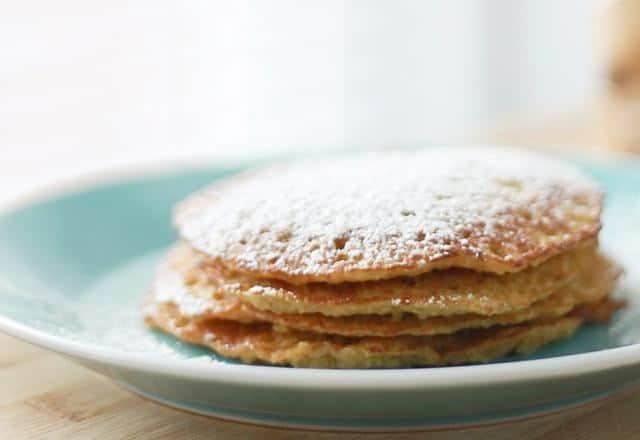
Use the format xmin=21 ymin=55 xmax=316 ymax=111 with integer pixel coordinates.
xmin=0 ymin=155 xmax=639 ymax=431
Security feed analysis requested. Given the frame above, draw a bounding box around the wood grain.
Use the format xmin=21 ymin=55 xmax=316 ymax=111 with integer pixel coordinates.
xmin=1 ymin=332 xmax=640 ymax=439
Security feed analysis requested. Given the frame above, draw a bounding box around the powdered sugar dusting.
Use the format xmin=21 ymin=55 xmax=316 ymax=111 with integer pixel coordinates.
xmin=176 ymin=147 xmax=602 ymax=282
xmin=152 ymin=270 xmax=215 ymax=317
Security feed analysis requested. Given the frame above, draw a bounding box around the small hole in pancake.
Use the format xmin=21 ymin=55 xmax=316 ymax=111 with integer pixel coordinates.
xmin=488 ymin=241 xmax=506 ymax=257
xmin=276 ymin=231 xmax=292 ymax=242
xmin=416 ymin=231 xmax=426 ymax=241
xmin=333 ymin=236 xmax=348 ymax=250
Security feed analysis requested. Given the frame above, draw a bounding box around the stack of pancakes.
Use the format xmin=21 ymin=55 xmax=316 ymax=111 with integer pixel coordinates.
xmin=143 ymin=148 xmax=623 ymax=368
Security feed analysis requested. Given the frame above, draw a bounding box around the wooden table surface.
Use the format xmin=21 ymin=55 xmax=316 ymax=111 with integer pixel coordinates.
xmin=2 ymin=330 xmax=640 ymax=439
xmin=2 ymin=116 xmax=639 ymax=439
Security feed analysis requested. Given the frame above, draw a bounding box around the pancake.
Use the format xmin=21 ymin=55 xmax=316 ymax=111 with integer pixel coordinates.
xmin=148 ymin=148 xmax=623 ymax=368
xmin=170 ymin=241 xmax=599 ymax=318
xmin=145 ymin=300 xmax=596 ymax=368
xmin=175 ymin=148 xmax=602 ymax=284
xmin=145 ymin=245 xmax=621 ymax=337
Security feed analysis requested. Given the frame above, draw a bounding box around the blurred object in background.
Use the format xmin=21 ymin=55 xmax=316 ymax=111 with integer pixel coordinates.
xmin=475 ymin=112 xmax=601 ymax=154
xmin=0 ymin=0 xmax=623 ymax=204
xmin=601 ymin=0 xmax=640 ymax=153
xmin=0 ymin=1 xmax=604 ymax=165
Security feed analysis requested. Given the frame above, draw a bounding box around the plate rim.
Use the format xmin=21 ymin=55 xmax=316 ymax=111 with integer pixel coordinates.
xmin=116 ymin=380 xmax=634 ymax=432
xmin=1 ymin=311 xmax=638 ymax=390
xmin=0 ymin=148 xmax=639 ymax=391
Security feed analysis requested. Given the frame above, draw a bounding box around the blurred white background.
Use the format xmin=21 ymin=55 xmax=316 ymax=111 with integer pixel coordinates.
xmin=0 ymin=0 xmax=606 ymax=198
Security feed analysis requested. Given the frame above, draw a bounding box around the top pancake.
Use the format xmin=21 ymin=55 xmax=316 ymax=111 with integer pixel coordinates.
xmin=176 ymin=148 xmax=602 ymax=284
